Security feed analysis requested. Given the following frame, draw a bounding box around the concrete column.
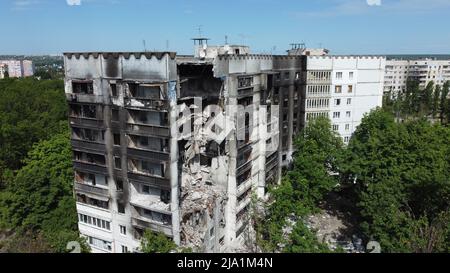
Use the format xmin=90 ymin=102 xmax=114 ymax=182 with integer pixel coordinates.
xmin=224 ymin=77 xmax=237 ymax=248
xmin=168 ymin=81 xmax=180 ymax=245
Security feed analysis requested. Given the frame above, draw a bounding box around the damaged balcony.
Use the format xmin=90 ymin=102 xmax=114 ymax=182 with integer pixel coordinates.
xmin=124 ymin=83 xmax=168 ymax=111
xmin=74 ymin=171 xmax=109 ymax=198
xmin=237 ymin=169 xmax=252 ymax=196
xmin=236 ymin=148 xmax=253 ymax=176
xmin=73 ymin=151 xmax=108 ymax=175
xmin=69 ymin=103 xmax=105 ymax=129
xmin=127 ymin=134 xmax=170 ymax=161
xmin=76 ymin=193 xmax=109 ymax=210
xmin=236 ymin=188 xmax=252 ymax=214
xmin=265 ymin=151 xmax=278 ymax=173
xmin=127 ymin=158 xmax=170 ymax=190
xmin=126 ymin=109 xmax=169 ymax=137
xmin=131 ymin=206 xmax=173 ymax=237
xmin=71 ymin=127 xmax=106 ymax=153
xmin=67 ymin=80 xmax=103 ymax=104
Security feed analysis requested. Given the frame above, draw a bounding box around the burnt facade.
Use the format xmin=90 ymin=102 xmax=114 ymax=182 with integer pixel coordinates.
xmin=64 ymin=50 xmax=305 ymax=253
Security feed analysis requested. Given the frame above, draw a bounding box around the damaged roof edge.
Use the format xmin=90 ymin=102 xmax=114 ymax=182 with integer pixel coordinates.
xmin=64 ymin=52 xmax=177 ymax=60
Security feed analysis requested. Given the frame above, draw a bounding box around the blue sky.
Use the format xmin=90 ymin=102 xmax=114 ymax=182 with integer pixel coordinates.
xmin=2 ymin=0 xmax=450 ymax=55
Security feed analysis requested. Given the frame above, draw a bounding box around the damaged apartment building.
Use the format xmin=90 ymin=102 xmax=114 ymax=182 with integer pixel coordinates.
xmin=64 ymin=41 xmax=383 ymax=253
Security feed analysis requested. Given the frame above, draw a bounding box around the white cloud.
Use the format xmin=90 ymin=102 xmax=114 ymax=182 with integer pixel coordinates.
xmin=367 ymin=0 xmax=381 ymax=6
xmin=66 ymin=0 xmax=81 ymax=6
xmin=292 ymin=0 xmax=450 ymax=17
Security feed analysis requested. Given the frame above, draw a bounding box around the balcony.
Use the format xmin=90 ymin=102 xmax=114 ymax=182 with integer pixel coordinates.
xmin=127 ymin=171 xmax=171 ymax=191
xmin=127 ymin=147 xmax=169 ymax=162
xmin=126 ymin=123 xmax=169 ymax=138
xmin=237 ymin=159 xmax=252 ymax=176
xmin=237 ymin=87 xmax=254 ymax=98
xmin=236 ymin=196 xmax=252 ymax=214
xmin=124 ymin=97 xmax=168 ymax=111
xmin=70 ymin=117 xmax=104 ymax=129
xmin=237 ymin=179 xmax=252 ymax=197
xmin=265 ymin=156 xmax=278 ymax=173
xmin=71 ymin=139 xmax=106 ymax=153
xmin=74 ymin=182 xmax=109 ymax=197
xmin=130 ymin=194 xmax=171 ymax=215
xmin=73 ymin=161 xmax=108 ymax=175
xmin=66 ymin=93 xmax=103 ymax=104
xmin=131 ymin=213 xmax=173 ymax=237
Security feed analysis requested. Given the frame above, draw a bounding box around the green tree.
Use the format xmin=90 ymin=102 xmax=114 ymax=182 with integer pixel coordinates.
xmin=0 ymin=78 xmax=67 ymax=170
xmin=432 ymin=85 xmax=441 ymax=118
xmin=283 ymin=221 xmax=331 ymax=253
xmin=140 ymin=230 xmax=177 ymax=253
xmin=341 ymin=109 xmax=450 ymax=252
xmin=0 ymin=126 xmax=88 ymax=252
xmin=422 ymin=82 xmax=434 ymax=115
xmin=441 ymin=81 xmax=450 ymax=124
xmin=256 ymin=117 xmax=342 ymax=252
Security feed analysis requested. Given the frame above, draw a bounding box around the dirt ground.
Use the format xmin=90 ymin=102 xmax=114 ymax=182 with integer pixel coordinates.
xmin=306 ymin=191 xmax=365 ymax=253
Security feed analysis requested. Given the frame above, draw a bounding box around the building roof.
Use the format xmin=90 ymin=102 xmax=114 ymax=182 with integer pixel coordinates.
xmin=64 ymin=52 xmax=177 ymax=60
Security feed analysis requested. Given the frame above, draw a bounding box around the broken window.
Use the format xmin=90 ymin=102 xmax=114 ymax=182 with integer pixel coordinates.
xmin=114 ymin=157 xmax=122 ymax=169
xmin=74 ymin=151 xmax=106 ymax=166
xmin=112 ymin=109 xmax=120 ymax=121
xmin=110 ymin=83 xmax=118 ymax=97
xmin=117 ymin=202 xmax=125 ymax=214
xmin=114 ymin=134 xmax=121 ymax=146
xmin=129 ymin=83 xmax=161 ymax=99
xmin=72 ymin=81 xmax=94 ymax=94
xmin=116 ymin=178 xmax=123 ymax=191
xmin=238 ymin=77 xmax=253 ymax=88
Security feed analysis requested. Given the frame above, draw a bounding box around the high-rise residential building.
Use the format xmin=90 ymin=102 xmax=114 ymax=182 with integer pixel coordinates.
xmin=64 ymin=47 xmax=304 ymax=253
xmin=0 ymin=60 xmax=34 ymax=78
xmin=384 ymin=58 xmax=450 ymax=95
xmin=64 ymin=43 xmax=385 ymax=253
xmin=303 ymin=56 xmax=386 ymax=144
xmin=0 ymin=64 xmax=8 ymax=79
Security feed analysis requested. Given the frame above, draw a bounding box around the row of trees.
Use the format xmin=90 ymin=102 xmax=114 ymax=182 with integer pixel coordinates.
xmin=256 ymin=108 xmax=450 ymax=253
xmin=384 ymin=80 xmax=450 ymax=123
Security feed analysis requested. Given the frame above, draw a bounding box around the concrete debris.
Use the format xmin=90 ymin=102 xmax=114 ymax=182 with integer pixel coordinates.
xmin=179 ymin=101 xmax=228 ymax=250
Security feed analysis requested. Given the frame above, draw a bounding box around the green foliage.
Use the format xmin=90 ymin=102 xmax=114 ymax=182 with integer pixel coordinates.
xmin=140 ymin=230 xmax=177 ymax=253
xmin=341 ymin=108 xmax=450 ymax=252
xmin=283 ymin=221 xmax=331 ymax=253
xmin=0 ymin=126 xmax=87 ymax=253
xmin=256 ymin=117 xmax=343 ymax=252
xmin=386 ymin=80 xmax=450 ymax=123
xmin=0 ymin=78 xmax=67 ymax=170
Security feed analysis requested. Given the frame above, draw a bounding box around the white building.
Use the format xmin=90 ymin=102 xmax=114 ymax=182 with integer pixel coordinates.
xmin=304 ymin=56 xmax=386 ymax=143
xmin=0 ymin=64 xmax=7 ymax=79
xmin=0 ymin=60 xmax=34 ymax=78
xmin=384 ymin=58 xmax=450 ymax=95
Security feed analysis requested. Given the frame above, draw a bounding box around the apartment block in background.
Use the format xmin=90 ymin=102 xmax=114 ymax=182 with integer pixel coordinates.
xmin=0 ymin=60 xmax=34 ymax=78
xmin=384 ymin=58 xmax=450 ymax=95
xmin=303 ymin=56 xmax=386 ymax=144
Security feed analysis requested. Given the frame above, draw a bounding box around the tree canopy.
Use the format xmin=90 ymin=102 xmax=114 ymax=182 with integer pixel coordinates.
xmin=340 ymin=109 xmax=450 ymax=252
xmin=256 ymin=117 xmax=343 ymax=252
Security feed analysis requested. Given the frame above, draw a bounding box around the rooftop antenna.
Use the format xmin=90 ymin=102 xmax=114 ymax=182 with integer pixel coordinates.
xmin=143 ymin=40 xmax=147 ymax=52
xmin=191 ymin=25 xmax=210 ymax=46
xmin=289 ymin=43 xmax=306 ymax=50
xmin=225 ymin=35 xmax=228 ymax=45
